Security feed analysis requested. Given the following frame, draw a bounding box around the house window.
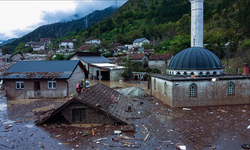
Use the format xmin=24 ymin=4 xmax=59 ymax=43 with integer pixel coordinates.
xmin=164 ymin=82 xmax=167 ymax=94
xmin=190 ymin=83 xmax=197 ymax=97
xmin=228 ymin=81 xmax=235 ymax=95
xmin=16 ymin=81 xmax=24 ymax=89
xmin=72 ymin=108 xmax=86 ymax=122
xmin=48 ymin=81 xmax=57 ymax=89
xmin=154 ymin=79 xmax=156 ymax=90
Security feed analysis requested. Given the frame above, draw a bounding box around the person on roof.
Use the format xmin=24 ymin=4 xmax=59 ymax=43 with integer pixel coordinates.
xmin=80 ymin=79 xmax=85 ymax=93
xmin=76 ymin=82 xmax=81 ymax=94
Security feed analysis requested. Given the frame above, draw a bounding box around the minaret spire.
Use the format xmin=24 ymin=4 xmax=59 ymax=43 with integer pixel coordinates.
xmin=189 ymin=0 xmax=204 ymax=47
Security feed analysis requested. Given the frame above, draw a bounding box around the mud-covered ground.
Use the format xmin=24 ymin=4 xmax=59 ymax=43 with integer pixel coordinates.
xmin=0 ymin=80 xmax=250 ymax=150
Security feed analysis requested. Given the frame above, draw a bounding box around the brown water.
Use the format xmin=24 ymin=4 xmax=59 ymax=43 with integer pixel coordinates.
xmin=0 ymin=80 xmax=249 ymax=149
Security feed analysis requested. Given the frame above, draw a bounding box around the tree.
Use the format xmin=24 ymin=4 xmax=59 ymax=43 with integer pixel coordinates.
xmin=142 ymin=42 xmax=151 ymax=49
xmin=15 ymin=43 xmax=25 ymax=53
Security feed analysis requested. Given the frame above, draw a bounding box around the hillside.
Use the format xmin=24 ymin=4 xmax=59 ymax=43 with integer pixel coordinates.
xmin=72 ymin=0 xmax=250 ymax=59
xmin=5 ymin=6 xmax=117 ymax=52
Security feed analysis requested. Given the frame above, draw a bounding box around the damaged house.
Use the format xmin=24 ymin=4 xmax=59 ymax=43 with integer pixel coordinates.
xmin=36 ymin=83 xmax=137 ymax=125
xmin=0 ymin=60 xmax=87 ymax=99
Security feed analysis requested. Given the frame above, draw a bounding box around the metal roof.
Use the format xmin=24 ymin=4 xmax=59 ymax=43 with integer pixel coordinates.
xmin=1 ymin=60 xmax=80 ymax=79
xmin=133 ymin=38 xmax=146 ymax=43
xmin=168 ymin=47 xmax=223 ymax=70
xmin=78 ymin=56 xmax=112 ymax=63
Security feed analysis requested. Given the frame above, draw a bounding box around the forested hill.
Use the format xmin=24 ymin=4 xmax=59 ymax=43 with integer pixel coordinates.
xmin=6 ymin=6 xmax=117 ymax=52
xmin=73 ymin=0 xmax=250 ymax=58
xmin=75 ymin=0 xmax=221 ymax=51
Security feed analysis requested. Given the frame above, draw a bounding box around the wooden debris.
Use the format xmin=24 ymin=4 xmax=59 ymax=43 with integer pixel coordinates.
xmin=121 ymin=124 xmax=135 ymax=132
xmin=143 ymin=132 xmax=151 ymax=142
xmin=122 ymin=141 xmax=135 ymax=145
xmin=91 ymin=125 xmax=95 ymax=135
xmin=142 ymin=123 xmax=149 ymax=133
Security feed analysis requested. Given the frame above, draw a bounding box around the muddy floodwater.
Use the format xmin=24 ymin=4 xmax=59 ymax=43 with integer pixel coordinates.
xmin=0 ymin=80 xmax=250 ymax=150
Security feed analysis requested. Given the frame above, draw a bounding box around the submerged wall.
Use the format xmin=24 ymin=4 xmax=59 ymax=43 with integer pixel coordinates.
xmin=151 ymin=76 xmax=250 ymax=107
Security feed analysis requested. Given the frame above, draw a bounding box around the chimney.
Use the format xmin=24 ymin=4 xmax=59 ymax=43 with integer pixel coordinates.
xmin=243 ymin=63 xmax=249 ymax=75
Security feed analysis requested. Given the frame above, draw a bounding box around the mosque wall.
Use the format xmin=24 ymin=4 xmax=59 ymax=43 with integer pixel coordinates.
xmin=151 ymin=76 xmax=250 ymax=107
xmin=151 ymin=77 xmax=174 ymax=107
xmin=172 ymin=79 xmax=250 ymax=107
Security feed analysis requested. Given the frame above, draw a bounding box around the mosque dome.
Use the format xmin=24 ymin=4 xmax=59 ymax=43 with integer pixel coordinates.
xmin=168 ymin=47 xmax=223 ymax=70
xmin=167 ymin=47 xmax=224 ymax=76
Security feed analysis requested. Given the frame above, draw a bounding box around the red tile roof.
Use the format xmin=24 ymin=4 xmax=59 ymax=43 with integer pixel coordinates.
xmin=128 ymin=54 xmax=145 ymax=60
xmin=149 ymin=54 xmax=173 ymax=60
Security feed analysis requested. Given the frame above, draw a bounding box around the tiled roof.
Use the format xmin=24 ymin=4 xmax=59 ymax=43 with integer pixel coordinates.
xmin=110 ymin=43 xmax=123 ymax=48
xmin=149 ymin=54 xmax=173 ymax=60
xmin=128 ymin=54 xmax=145 ymax=60
xmin=36 ymin=83 xmax=137 ymax=125
xmin=78 ymin=44 xmax=94 ymax=51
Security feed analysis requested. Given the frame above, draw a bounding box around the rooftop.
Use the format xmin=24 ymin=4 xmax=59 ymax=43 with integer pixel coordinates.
xmin=150 ymin=73 xmax=250 ymax=81
xmin=37 ymin=83 xmax=137 ymax=125
xmin=1 ymin=60 xmax=84 ymax=79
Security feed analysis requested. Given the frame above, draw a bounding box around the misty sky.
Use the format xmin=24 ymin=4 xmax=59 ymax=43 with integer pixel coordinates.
xmin=0 ymin=0 xmax=127 ymax=41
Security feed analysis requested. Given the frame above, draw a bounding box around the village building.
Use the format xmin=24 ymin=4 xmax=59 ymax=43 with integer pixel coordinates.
xmin=25 ymin=41 xmax=45 ymax=51
xmin=128 ymin=53 xmax=173 ymax=73
xmin=150 ymin=0 xmax=250 ymax=107
xmin=85 ymin=39 xmax=101 ymax=45
xmin=68 ymin=52 xmax=125 ymax=81
xmin=132 ymin=38 xmax=151 ymax=48
xmin=36 ymin=83 xmax=137 ymax=125
xmin=59 ymin=39 xmax=74 ymax=49
xmin=40 ymin=38 xmax=51 ymax=43
xmin=0 ymin=60 xmax=87 ymax=99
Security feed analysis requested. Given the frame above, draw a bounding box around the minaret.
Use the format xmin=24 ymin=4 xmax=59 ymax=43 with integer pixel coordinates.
xmin=189 ymin=0 xmax=204 ymax=47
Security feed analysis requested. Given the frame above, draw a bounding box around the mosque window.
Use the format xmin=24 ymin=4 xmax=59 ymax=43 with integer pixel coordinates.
xmin=164 ymin=82 xmax=167 ymax=94
xmin=190 ymin=83 xmax=197 ymax=97
xmin=228 ymin=81 xmax=235 ymax=95
xmin=154 ymin=79 xmax=156 ymax=90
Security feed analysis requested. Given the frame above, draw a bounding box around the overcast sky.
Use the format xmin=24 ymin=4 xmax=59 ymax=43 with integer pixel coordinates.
xmin=0 ymin=0 xmax=127 ymax=41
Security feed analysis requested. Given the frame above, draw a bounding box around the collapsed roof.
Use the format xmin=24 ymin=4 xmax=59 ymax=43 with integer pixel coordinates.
xmin=36 ymin=83 xmax=138 ymax=125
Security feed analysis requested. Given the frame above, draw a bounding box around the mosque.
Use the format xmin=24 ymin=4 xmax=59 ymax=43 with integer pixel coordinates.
xmin=150 ymin=0 xmax=250 ymax=107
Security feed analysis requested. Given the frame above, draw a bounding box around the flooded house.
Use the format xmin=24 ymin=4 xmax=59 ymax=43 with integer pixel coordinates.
xmin=0 ymin=60 xmax=87 ymax=99
xmin=128 ymin=53 xmax=173 ymax=73
xmin=68 ymin=52 xmax=125 ymax=81
xmin=36 ymin=83 xmax=137 ymax=125
xmin=151 ymin=0 xmax=250 ymax=107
